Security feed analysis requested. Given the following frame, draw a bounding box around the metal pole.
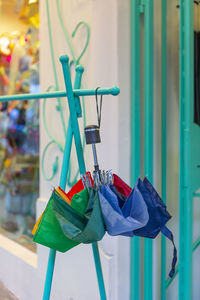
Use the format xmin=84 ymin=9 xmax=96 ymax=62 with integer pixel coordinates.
xmin=130 ymin=0 xmax=141 ymax=299
xmin=0 ymin=87 xmax=120 ymax=102
xmin=59 ymin=65 xmax=84 ymax=188
xmin=42 ymin=64 xmax=84 ymax=300
xmin=179 ymin=1 xmax=193 ymax=300
xmin=60 ymin=55 xmax=107 ymax=300
xmin=42 ymin=249 xmax=56 ymax=300
xmin=144 ymin=1 xmax=154 ymax=300
xmin=92 ymin=144 xmax=99 ymax=170
xmin=161 ymin=1 xmax=167 ymax=300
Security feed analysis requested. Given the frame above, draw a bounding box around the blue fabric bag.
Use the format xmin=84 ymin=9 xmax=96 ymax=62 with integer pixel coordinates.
xmin=98 ymin=184 xmax=149 ymax=236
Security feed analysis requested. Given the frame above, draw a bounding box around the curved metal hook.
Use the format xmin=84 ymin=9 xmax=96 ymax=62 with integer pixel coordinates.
xmin=41 ymin=141 xmax=59 ymax=181
xmin=44 ymin=0 xmax=90 ymax=186
xmin=72 ymin=21 xmax=91 ymax=65
xmin=43 ymin=85 xmax=64 ymax=152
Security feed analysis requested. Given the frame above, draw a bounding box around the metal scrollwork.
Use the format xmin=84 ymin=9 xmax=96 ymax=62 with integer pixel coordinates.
xmin=42 ymin=0 xmax=90 ymax=184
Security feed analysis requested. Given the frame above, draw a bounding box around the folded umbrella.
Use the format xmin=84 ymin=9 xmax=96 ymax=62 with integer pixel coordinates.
xmin=67 ymin=171 xmax=93 ymax=200
xmin=98 ymin=184 xmax=149 ymax=236
xmin=33 ymin=181 xmax=105 ymax=251
xmin=100 ymin=173 xmax=177 ymax=278
xmin=133 ymin=178 xmax=172 ymax=237
xmin=32 ymin=172 xmax=93 ymax=241
xmin=32 ymin=189 xmax=79 ymax=252
xmin=53 ymin=187 xmax=105 ymax=243
xmin=113 ymin=174 xmax=132 ymax=197
xmin=109 ymin=185 xmax=127 ymax=208
xmin=133 ymin=177 xmax=177 ymax=278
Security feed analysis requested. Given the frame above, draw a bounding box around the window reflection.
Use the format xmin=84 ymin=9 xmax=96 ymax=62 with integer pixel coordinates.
xmin=0 ymin=0 xmax=39 ymax=252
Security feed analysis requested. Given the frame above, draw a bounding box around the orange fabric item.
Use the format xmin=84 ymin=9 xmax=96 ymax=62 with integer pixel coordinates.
xmin=32 ymin=211 xmax=44 ymax=235
xmin=32 ymin=187 xmax=71 ymax=235
xmin=56 ymin=187 xmax=71 ymax=205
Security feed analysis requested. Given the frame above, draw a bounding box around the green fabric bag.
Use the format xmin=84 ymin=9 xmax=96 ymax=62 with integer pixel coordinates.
xmin=33 ymin=191 xmax=81 ymax=252
xmin=53 ymin=188 xmax=106 ymax=243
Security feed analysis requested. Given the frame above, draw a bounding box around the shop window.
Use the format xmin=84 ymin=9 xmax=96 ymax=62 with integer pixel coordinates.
xmin=0 ymin=0 xmax=39 ymax=252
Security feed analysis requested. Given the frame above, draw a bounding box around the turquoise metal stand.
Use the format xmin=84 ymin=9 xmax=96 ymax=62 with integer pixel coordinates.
xmin=0 ymin=55 xmax=120 ymax=300
xmin=59 ymin=55 xmax=107 ymax=300
xmin=42 ymin=62 xmax=84 ymax=300
xmin=161 ymin=1 xmax=167 ymax=300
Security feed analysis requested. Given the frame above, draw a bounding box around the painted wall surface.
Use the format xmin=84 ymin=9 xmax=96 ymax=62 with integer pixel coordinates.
xmin=0 ymin=1 xmax=131 ymax=300
xmin=39 ymin=0 xmax=130 ymax=299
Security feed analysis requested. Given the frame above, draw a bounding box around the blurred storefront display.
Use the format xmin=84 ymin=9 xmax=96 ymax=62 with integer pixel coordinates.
xmin=0 ymin=0 xmax=39 ymax=252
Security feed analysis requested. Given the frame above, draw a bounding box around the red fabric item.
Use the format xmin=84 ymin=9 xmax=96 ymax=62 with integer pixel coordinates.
xmin=113 ymin=174 xmax=132 ymax=198
xmin=57 ymin=186 xmax=68 ymax=197
xmin=67 ymin=172 xmax=93 ymax=200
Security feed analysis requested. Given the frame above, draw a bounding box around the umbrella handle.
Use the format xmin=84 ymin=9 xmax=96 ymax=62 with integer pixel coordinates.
xmin=84 ymin=125 xmax=101 ymax=171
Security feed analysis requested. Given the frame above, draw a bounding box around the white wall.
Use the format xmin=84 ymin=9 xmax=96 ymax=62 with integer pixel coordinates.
xmin=39 ymin=0 xmax=131 ymax=299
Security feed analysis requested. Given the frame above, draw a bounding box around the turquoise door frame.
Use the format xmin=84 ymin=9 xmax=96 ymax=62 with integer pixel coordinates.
xmin=130 ymin=1 xmax=141 ymax=300
xmin=143 ymin=2 xmax=154 ymax=300
xmin=130 ymin=1 xmax=154 ymax=299
xmin=131 ymin=1 xmax=196 ymax=300
xmin=179 ymin=1 xmax=193 ymax=300
xmin=161 ymin=1 xmax=167 ymax=300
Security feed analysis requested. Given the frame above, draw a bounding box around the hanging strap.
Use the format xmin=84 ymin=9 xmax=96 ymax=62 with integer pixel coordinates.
xmin=161 ymin=226 xmax=177 ymax=278
xmin=95 ymin=87 xmax=103 ymax=128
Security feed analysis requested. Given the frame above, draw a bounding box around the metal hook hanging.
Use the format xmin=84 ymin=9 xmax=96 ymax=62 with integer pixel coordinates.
xmin=95 ymin=87 xmax=103 ymax=128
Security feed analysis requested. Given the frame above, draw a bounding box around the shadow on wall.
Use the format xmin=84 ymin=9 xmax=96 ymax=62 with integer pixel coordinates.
xmin=0 ymin=281 xmax=19 ymax=300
